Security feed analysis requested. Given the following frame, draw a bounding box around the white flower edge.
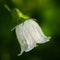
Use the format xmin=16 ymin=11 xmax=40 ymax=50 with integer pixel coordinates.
xmin=15 ymin=19 xmax=51 ymax=56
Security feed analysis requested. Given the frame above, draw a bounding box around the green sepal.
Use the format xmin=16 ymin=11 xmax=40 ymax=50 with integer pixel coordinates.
xmin=11 ymin=8 xmax=30 ymax=31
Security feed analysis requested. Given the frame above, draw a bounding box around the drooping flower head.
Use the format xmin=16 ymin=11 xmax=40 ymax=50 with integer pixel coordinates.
xmin=11 ymin=8 xmax=50 ymax=56
xmin=4 ymin=4 xmax=50 ymax=56
xmin=15 ymin=19 xmax=50 ymax=56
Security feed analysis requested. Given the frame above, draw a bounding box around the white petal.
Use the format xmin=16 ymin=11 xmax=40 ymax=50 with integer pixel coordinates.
xmin=26 ymin=19 xmax=50 ymax=43
xmin=23 ymin=22 xmax=36 ymax=52
xmin=24 ymin=20 xmax=40 ymax=43
xmin=25 ymin=20 xmax=41 ymax=43
xmin=15 ymin=24 xmax=28 ymax=56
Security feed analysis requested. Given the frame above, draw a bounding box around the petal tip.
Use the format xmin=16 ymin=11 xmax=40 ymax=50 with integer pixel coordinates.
xmin=17 ymin=50 xmax=24 ymax=56
xmin=45 ymin=36 xmax=51 ymax=43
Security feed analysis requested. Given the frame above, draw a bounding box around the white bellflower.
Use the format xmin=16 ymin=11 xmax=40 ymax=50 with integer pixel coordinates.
xmin=4 ymin=5 xmax=50 ymax=56
xmin=15 ymin=19 xmax=50 ymax=56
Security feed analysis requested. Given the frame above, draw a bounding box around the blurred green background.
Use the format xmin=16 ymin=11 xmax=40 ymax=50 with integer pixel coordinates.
xmin=0 ymin=0 xmax=60 ymax=60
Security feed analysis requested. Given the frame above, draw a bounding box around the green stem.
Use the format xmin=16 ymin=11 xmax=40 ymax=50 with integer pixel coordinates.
xmin=4 ymin=4 xmax=11 ymax=12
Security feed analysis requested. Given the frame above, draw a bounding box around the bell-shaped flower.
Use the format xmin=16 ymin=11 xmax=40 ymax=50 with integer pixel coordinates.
xmin=4 ymin=5 xmax=50 ymax=56
xmin=15 ymin=19 xmax=50 ymax=56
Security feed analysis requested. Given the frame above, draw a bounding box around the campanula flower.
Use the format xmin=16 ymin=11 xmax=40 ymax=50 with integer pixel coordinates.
xmin=4 ymin=4 xmax=50 ymax=56
xmin=15 ymin=19 xmax=50 ymax=56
